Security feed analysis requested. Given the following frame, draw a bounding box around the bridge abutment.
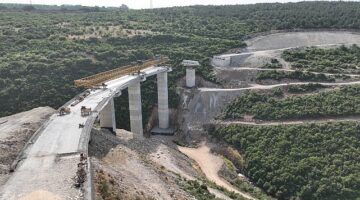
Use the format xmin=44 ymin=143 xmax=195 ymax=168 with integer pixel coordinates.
xmin=128 ymin=81 xmax=143 ymax=137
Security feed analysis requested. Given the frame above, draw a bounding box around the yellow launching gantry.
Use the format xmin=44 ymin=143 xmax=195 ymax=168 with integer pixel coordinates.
xmin=74 ymin=56 xmax=169 ymax=88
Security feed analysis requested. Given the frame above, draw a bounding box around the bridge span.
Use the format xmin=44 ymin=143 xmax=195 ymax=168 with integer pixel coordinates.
xmin=0 ymin=66 xmax=172 ymax=200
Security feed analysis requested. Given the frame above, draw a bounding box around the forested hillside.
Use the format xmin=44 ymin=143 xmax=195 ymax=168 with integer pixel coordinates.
xmin=283 ymin=45 xmax=360 ymax=74
xmin=211 ymin=123 xmax=360 ymax=199
xmin=222 ymin=85 xmax=360 ymax=120
xmin=1 ymin=1 xmax=360 ymax=129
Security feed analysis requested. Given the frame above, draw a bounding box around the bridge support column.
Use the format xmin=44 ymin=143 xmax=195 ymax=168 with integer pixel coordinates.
xmin=157 ymin=72 xmax=169 ymax=129
xmin=99 ymin=98 xmax=116 ymax=132
xmin=128 ymin=82 xmax=143 ymax=137
xmin=186 ymin=67 xmax=196 ymax=88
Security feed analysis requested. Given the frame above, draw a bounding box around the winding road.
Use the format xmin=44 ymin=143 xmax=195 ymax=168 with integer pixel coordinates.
xmin=180 ymin=31 xmax=360 ymax=200
xmin=178 ymin=143 xmax=255 ymax=200
xmin=199 ymin=81 xmax=360 ymax=92
xmin=216 ymin=67 xmax=360 ymax=78
xmin=217 ymin=116 xmax=360 ymax=126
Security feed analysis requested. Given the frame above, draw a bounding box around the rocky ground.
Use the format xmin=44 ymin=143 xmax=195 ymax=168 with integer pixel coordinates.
xmin=89 ymin=128 xmax=198 ymax=200
xmin=0 ymin=107 xmax=55 ymax=187
xmin=89 ymin=127 xmax=258 ymax=200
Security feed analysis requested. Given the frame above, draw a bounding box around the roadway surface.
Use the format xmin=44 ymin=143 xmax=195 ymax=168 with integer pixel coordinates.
xmin=199 ymin=81 xmax=360 ymax=92
xmin=215 ymin=67 xmax=360 ymax=78
xmin=0 ymin=66 xmax=168 ymax=200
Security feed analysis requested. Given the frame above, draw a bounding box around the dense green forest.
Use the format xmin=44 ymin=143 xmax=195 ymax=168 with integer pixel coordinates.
xmin=256 ymin=70 xmax=336 ymax=82
xmin=283 ymin=45 xmax=360 ymax=74
xmin=287 ymin=83 xmax=326 ymax=93
xmin=211 ymin=122 xmax=360 ymax=199
xmin=222 ymin=85 xmax=360 ymax=120
xmin=1 ymin=1 xmax=360 ymax=129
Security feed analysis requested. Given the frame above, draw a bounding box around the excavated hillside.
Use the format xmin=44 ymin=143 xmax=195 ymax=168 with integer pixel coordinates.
xmin=180 ymin=31 xmax=360 ymax=139
xmin=0 ymin=107 xmax=55 ymax=188
xmin=88 ymin=127 xmax=257 ymax=200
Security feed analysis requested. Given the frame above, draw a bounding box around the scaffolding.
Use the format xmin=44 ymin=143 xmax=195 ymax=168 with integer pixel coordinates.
xmin=74 ymin=57 xmax=169 ymax=88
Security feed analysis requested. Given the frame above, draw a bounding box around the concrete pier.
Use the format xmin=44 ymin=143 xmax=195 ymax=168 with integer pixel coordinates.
xmin=99 ymin=98 xmax=116 ymax=132
xmin=182 ymin=60 xmax=199 ymax=88
xmin=186 ymin=68 xmax=196 ymax=87
xmin=157 ymin=72 xmax=169 ymax=129
xmin=128 ymin=82 xmax=143 ymax=136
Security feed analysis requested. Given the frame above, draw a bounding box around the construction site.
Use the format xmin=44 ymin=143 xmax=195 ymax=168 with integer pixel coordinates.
xmin=1 ymin=30 xmax=360 ymax=200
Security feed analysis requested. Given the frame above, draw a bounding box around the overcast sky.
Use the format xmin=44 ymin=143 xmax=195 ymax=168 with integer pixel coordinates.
xmin=0 ymin=0 xmax=354 ymax=9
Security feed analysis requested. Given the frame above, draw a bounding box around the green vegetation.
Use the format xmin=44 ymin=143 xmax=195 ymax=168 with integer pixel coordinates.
xmin=1 ymin=1 xmax=360 ymax=126
xmin=231 ymin=178 xmax=274 ymax=200
xmin=1 ymin=2 xmax=360 ymax=199
xmin=211 ymin=122 xmax=360 ymax=199
xmin=218 ymin=153 xmax=273 ymax=200
xmin=178 ymin=177 xmax=261 ymax=200
xmin=0 ymin=9 xmax=243 ymax=131
xmin=262 ymin=59 xmax=282 ymax=69
xmin=256 ymin=70 xmax=335 ymax=82
xmin=283 ymin=45 xmax=360 ymax=74
xmin=177 ymin=179 xmax=221 ymax=200
xmin=287 ymin=83 xmax=326 ymax=93
xmin=0 ymin=10 xmax=240 ymax=129
xmin=206 ymin=180 xmax=249 ymax=200
xmin=222 ymin=85 xmax=360 ymax=120
xmin=212 ymin=145 xmax=273 ymax=199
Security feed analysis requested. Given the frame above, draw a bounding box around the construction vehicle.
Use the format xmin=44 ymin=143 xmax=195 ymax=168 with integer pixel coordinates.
xmin=81 ymin=106 xmax=91 ymax=117
xmin=71 ymin=97 xmax=83 ymax=107
xmin=71 ymin=91 xmax=91 ymax=107
xmin=74 ymin=56 xmax=169 ymax=88
xmin=59 ymin=107 xmax=71 ymax=116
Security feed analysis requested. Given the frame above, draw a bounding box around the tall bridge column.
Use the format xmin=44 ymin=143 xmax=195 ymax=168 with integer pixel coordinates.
xmin=99 ymin=98 xmax=116 ymax=132
xmin=157 ymin=72 xmax=169 ymax=129
xmin=186 ymin=67 xmax=196 ymax=88
xmin=128 ymin=82 xmax=143 ymax=137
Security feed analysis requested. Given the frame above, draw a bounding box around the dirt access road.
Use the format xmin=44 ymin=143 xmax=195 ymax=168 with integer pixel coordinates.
xmin=178 ymin=143 xmax=255 ymax=200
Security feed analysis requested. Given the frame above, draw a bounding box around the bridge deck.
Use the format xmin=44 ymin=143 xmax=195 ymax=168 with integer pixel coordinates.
xmin=0 ymin=66 xmax=168 ymax=200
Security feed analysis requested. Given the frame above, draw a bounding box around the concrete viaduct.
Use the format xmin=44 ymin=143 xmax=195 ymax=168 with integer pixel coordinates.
xmin=0 ymin=65 xmax=172 ymax=200
xmin=99 ymin=66 xmax=172 ymax=136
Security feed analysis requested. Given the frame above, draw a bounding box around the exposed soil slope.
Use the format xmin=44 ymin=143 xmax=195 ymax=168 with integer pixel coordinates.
xmin=89 ymin=128 xmax=198 ymax=200
xmin=245 ymin=31 xmax=360 ymax=51
xmin=178 ymin=142 xmax=255 ymax=200
xmin=0 ymin=107 xmax=55 ymax=188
